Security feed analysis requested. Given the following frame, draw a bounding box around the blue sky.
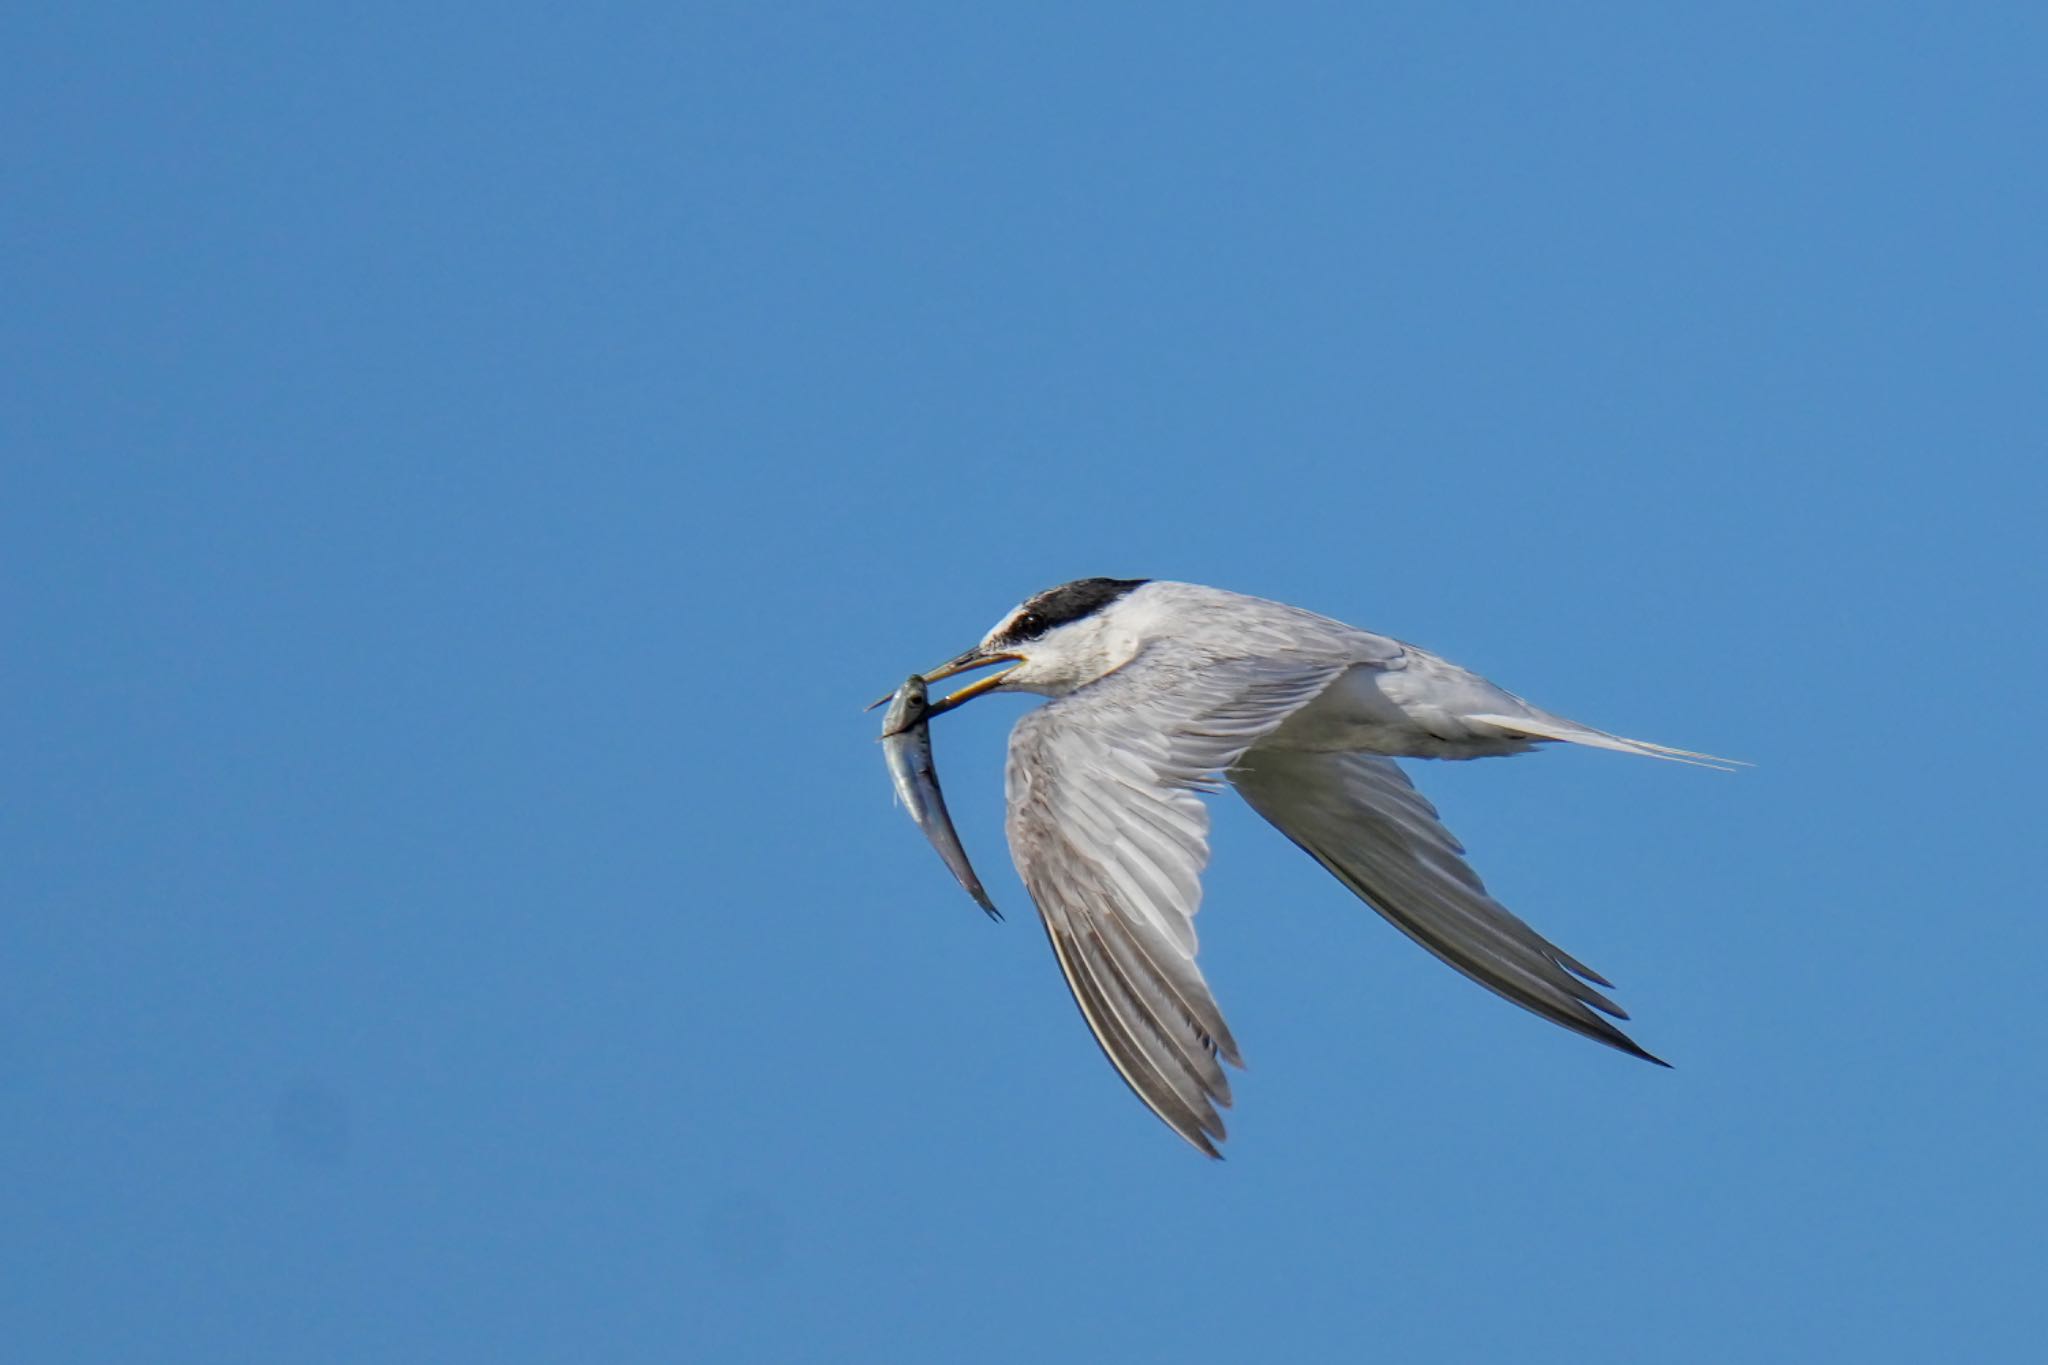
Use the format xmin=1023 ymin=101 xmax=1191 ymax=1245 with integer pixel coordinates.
xmin=5 ymin=5 xmax=2044 ymax=1361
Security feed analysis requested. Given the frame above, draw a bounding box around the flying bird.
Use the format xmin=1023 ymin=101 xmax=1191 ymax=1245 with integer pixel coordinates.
xmin=898 ymin=578 xmax=1736 ymax=1156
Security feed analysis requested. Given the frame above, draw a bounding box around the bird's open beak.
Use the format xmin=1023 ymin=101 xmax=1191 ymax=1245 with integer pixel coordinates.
xmin=920 ymin=648 xmax=1025 ymax=717
xmin=865 ymin=648 xmax=1025 ymax=716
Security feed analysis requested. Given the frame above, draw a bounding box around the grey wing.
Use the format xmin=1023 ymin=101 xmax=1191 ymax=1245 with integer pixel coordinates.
xmin=1005 ymin=650 xmax=1346 ymax=1157
xmin=1229 ymin=747 xmax=1666 ymax=1066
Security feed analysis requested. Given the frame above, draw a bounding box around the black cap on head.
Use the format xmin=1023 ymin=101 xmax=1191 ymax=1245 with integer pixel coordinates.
xmin=992 ymin=578 xmax=1151 ymax=646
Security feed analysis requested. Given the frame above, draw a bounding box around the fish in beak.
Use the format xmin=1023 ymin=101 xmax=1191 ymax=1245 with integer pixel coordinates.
xmin=877 ymin=673 xmax=1002 ymax=920
xmin=866 ymin=648 xmax=1023 ymax=717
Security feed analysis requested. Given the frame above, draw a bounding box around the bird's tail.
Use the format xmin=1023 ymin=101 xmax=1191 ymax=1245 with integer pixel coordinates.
xmin=1466 ymin=712 xmax=1746 ymax=771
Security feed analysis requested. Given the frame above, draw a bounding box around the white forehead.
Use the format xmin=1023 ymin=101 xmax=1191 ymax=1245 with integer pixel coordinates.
xmin=982 ymin=602 xmax=1030 ymax=643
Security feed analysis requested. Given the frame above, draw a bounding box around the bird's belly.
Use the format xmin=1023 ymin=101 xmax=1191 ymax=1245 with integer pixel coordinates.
xmin=1261 ymin=664 xmax=1539 ymax=760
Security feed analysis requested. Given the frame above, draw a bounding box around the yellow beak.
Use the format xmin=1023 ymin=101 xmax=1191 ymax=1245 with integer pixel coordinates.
xmin=865 ymin=649 xmax=1024 ymax=715
xmin=919 ymin=650 xmax=1025 ymax=717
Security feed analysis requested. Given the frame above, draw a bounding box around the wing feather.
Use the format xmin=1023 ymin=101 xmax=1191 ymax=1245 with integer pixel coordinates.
xmin=1044 ymin=924 xmax=1223 ymax=1151
xmin=1228 ymin=748 xmax=1666 ymax=1065
xmin=1005 ymin=648 xmax=1345 ymax=1155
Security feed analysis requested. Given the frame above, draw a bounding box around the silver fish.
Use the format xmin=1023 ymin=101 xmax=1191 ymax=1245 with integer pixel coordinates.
xmin=880 ymin=674 xmax=1001 ymax=920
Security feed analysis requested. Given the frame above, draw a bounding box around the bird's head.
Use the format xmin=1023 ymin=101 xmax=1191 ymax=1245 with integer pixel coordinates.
xmin=913 ymin=577 xmax=1155 ymax=714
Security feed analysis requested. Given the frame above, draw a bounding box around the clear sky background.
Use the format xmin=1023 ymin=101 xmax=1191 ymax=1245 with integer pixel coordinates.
xmin=6 ymin=6 xmax=2045 ymax=1362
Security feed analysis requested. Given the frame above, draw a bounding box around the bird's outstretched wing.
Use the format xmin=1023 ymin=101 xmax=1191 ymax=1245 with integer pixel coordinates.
xmin=1228 ymin=747 xmax=1664 ymax=1065
xmin=1005 ymin=648 xmax=1345 ymax=1156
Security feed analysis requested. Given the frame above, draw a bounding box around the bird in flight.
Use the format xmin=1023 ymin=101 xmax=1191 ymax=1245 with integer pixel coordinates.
xmin=891 ymin=578 xmax=1737 ymax=1156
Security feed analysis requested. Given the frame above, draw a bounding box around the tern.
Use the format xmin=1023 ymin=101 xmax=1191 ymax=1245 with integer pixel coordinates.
xmin=902 ymin=577 xmax=1736 ymax=1156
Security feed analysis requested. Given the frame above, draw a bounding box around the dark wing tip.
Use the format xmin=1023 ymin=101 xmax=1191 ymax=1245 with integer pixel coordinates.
xmin=1614 ymin=1035 xmax=1672 ymax=1068
xmin=1557 ymin=952 xmax=1616 ymax=989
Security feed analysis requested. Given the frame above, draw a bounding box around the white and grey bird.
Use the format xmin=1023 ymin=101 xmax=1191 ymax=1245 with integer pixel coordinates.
xmin=897 ymin=578 xmax=1737 ymax=1157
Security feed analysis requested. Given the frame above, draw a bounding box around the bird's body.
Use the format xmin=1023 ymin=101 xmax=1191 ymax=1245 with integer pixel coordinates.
xmin=892 ymin=578 xmax=1735 ymax=1156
